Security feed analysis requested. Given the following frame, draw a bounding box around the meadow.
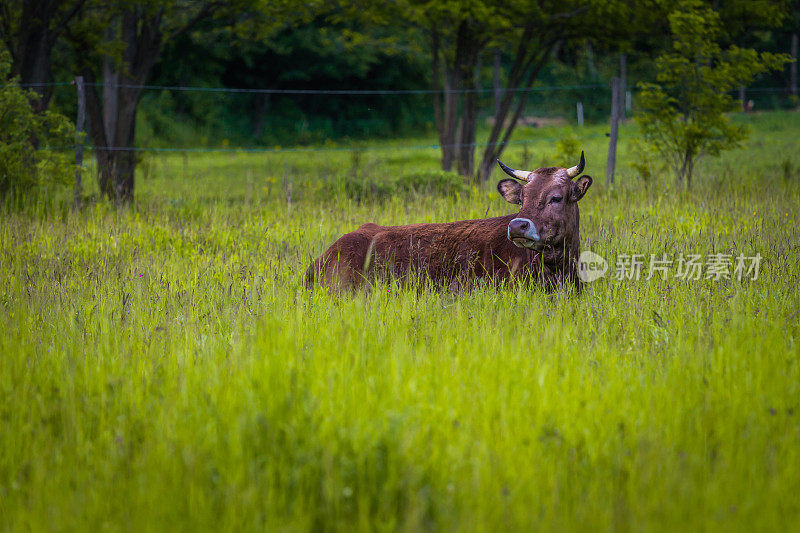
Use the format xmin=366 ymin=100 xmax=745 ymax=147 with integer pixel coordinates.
xmin=1 ymin=112 xmax=799 ymax=531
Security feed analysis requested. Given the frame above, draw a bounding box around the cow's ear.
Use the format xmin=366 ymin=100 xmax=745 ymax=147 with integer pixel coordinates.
xmin=497 ymin=179 xmax=522 ymax=204
xmin=572 ymin=175 xmax=592 ymax=202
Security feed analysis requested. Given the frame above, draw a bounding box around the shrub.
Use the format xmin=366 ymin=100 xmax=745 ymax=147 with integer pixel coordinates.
xmin=343 ymin=170 xmax=466 ymax=202
xmin=635 ymin=0 xmax=790 ymax=188
xmin=554 ymin=134 xmax=582 ymax=167
xmin=0 ymin=50 xmax=75 ymax=206
xmin=397 ymin=170 xmax=466 ymax=195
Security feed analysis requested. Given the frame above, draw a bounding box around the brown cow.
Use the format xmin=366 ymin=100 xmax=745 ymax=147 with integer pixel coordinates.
xmin=306 ymin=153 xmax=593 ymax=291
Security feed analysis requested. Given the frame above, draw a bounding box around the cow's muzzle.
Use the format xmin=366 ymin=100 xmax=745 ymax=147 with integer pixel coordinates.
xmin=507 ymin=217 xmax=540 ymax=248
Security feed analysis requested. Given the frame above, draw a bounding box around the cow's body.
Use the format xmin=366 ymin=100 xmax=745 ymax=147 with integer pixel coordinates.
xmin=306 ymin=215 xmax=580 ymax=291
xmin=306 ymin=155 xmax=592 ymax=291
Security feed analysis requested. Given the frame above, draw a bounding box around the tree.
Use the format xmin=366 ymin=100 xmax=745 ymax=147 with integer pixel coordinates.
xmin=772 ymin=1 xmax=800 ymax=102
xmin=421 ymin=1 xmax=640 ymax=181
xmin=422 ymin=1 xmax=597 ymax=180
xmin=0 ymin=50 xmax=74 ymax=205
xmin=64 ymin=0 xmax=313 ymax=202
xmin=636 ymin=0 xmax=790 ymax=187
xmin=63 ymin=1 xmax=230 ymax=201
xmin=0 ymin=0 xmax=87 ymax=112
xmin=341 ymin=1 xmax=607 ymax=179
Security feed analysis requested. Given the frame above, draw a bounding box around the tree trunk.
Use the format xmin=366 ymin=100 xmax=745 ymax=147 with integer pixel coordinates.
xmin=430 ymin=23 xmax=460 ymax=172
xmin=4 ymin=0 xmax=86 ymax=112
xmin=476 ymin=33 xmax=534 ymax=181
xmin=456 ymin=81 xmax=477 ymax=177
xmin=65 ymin=4 xmax=215 ymax=202
xmin=791 ymin=32 xmax=798 ymax=100
xmin=476 ymin=38 xmax=554 ymax=181
xmin=586 ymin=41 xmax=597 ymax=80
xmin=252 ymin=94 xmax=270 ymax=138
xmin=430 ymin=19 xmax=570 ymax=180
xmin=441 ymin=71 xmax=458 ymax=171
xmin=430 ymin=25 xmax=446 ymax=169
xmin=102 ymin=23 xmax=119 ymax=140
xmin=686 ymin=158 xmax=693 ymax=189
xmin=676 ymin=147 xmax=696 ymax=187
xmin=110 ymin=85 xmax=143 ymax=201
xmin=14 ymin=0 xmax=58 ymax=111
xmin=78 ymin=9 xmax=160 ymax=202
xmin=81 ymin=74 xmax=113 ymax=196
xmin=430 ymin=21 xmax=484 ymax=175
xmin=493 ymin=50 xmax=501 ymax=116
xmin=441 ymin=22 xmax=469 ymax=173
xmin=679 ymin=150 xmax=695 ymax=188
xmin=455 ymin=29 xmax=480 ymax=178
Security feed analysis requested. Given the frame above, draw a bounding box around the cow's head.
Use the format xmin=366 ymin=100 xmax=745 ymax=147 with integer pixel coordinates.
xmin=496 ymin=152 xmax=592 ymax=255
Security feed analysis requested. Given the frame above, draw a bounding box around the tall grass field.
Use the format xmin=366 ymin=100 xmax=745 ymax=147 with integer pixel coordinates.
xmin=1 ymin=112 xmax=798 ymax=531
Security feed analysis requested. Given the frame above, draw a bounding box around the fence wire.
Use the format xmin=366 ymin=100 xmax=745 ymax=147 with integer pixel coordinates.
xmin=6 ymin=80 xmax=796 ymax=154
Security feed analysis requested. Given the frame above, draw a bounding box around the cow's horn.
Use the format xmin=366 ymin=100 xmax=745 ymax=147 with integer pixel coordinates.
xmin=566 ymin=151 xmax=585 ymax=178
xmin=497 ymin=159 xmax=530 ymax=182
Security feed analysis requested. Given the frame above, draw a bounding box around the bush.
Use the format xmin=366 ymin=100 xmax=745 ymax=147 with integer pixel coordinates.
xmin=343 ymin=170 xmax=466 ymax=202
xmin=0 ymin=50 xmax=75 ymax=206
xmin=634 ymin=0 xmax=790 ymax=188
xmin=397 ymin=170 xmax=466 ymax=195
xmin=553 ymin=134 xmax=582 ymax=167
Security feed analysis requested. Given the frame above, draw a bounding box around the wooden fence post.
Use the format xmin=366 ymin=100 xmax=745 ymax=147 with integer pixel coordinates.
xmin=576 ymin=101 xmax=584 ymax=127
xmin=74 ymin=76 xmax=85 ymax=207
xmin=791 ymin=32 xmax=798 ymax=100
xmin=606 ymin=77 xmax=620 ymax=186
xmin=618 ymin=53 xmax=627 ymax=122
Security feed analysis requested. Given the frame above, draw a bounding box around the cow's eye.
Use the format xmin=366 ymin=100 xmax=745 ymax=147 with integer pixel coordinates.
xmin=550 ymin=195 xmax=563 ymax=204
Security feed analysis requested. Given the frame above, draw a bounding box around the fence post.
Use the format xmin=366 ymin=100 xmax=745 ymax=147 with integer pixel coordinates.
xmin=74 ymin=76 xmax=85 ymax=207
xmin=576 ymin=101 xmax=584 ymax=127
xmin=606 ymin=77 xmax=620 ymax=186
xmin=618 ymin=53 xmax=627 ymax=122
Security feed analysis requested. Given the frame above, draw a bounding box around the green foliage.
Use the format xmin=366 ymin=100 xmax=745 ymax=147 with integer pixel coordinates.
xmin=0 ymin=51 xmax=75 ymax=206
xmin=627 ymin=137 xmax=665 ymax=183
xmin=343 ymin=169 xmax=466 ymax=202
xmin=142 ymin=14 xmax=431 ymax=147
xmin=554 ymin=133 xmax=582 ymax=167
xmin=635 ymin=0 xmax=791 ymax=187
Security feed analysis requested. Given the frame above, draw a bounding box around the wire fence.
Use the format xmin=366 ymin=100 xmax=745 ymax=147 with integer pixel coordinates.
xmin=10 ymin=81 xmax=611 ymax=93
xmin=8 ymin=81 xmax=794 ymax=94
xmin=44 ymin=133 xmax=609 ymax=154
xmin=7 ymin=80 xmax=798 ymax=155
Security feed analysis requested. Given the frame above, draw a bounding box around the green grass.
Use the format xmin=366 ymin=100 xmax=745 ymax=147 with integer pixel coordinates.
xmin=1 ymin=112 xmax=799 ymax=531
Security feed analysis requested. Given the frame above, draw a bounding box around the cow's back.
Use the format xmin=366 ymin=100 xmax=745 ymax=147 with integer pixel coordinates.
xmin=305 ymin=223 xmax=384 ymax=288
xmin=307 ymin=216 xmax=520 ymax=288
